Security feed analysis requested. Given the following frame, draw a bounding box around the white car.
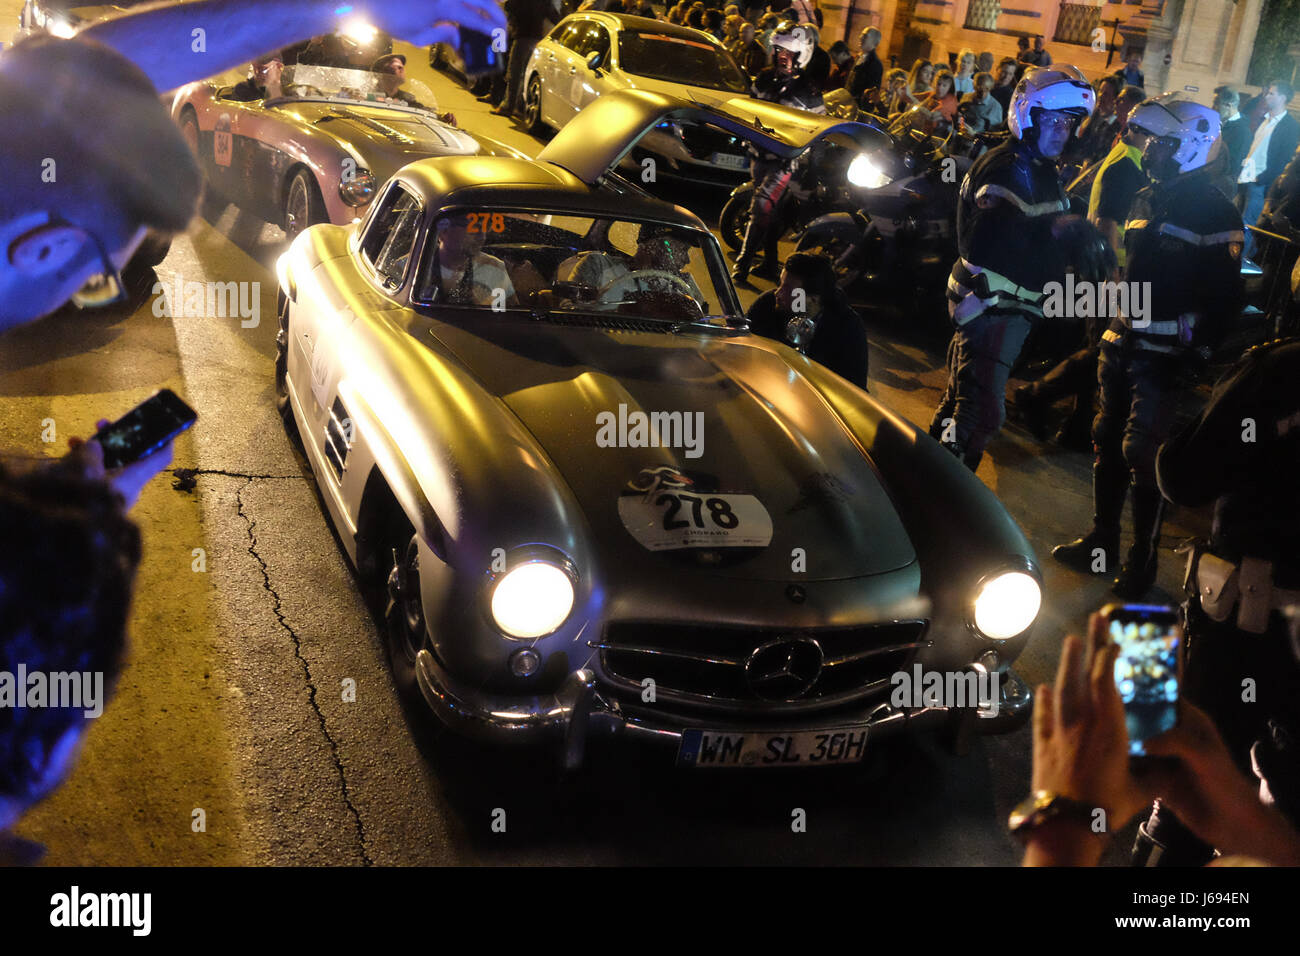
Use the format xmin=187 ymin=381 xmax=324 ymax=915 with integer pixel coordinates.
xmin=523 ymin=13 xmax=762 ymax=186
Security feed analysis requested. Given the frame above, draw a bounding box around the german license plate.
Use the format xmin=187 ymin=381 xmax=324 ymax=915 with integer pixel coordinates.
xmin=711 ymin=152 xmax=749 ymax=170
xmin=678 ymin=728 xmax=868 ymax=768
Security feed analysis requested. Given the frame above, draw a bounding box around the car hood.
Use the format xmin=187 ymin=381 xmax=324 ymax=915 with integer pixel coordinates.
xmin=427 ymin=318 xmax=916 ymax=581
xmin=538 ymin=88 xmax=889 ymax=184
xmin=280 ymin=100 xmax=479 ymax=171
xmin=609 ymin=71 xmax=745 ymax=108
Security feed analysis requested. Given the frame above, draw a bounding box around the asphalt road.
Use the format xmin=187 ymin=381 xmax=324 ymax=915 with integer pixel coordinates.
xmin=1 ymin=16 xmax=1206 ymax=865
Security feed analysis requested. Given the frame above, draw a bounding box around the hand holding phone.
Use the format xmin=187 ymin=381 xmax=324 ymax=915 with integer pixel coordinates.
xmin=66 ymin=390 xmax=196 ymax=510
xmin=1102 ymin=603 xmax=1183 ymax=757
xmin=92 ymin=388 xmax=196 ymax=470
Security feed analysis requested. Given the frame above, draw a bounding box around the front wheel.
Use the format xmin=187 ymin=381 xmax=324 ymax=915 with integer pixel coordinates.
xmin=384 ymin=531 xmax=426 ymax=703
xmin=719 ymin=186 xmax=752 ymax=252
xmin=274 ymin=293 xmax=301 ymax=444
xmin=284 ymin=169 xmax=325 ymax=239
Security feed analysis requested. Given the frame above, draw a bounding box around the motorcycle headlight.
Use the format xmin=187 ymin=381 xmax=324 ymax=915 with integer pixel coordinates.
xmin=46 ymin=15 xmax=78 ymax=38
xmin=339 ymin=17 xmax=378 ymax=45
xmin=847 ymin=152 xmax=891 ymax=189
xmin=339 ymin=169 xmax=377 ymax=207
xmin=971 ymin=571 xmax=1041 ymax=640
xmin=491 ymin=561 xmax=575 ymax=639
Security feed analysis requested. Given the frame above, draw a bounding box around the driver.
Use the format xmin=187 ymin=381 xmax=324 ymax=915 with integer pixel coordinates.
xmin=370 ymin=53 xmax=456 ymax=125
xmin=431 ymin=213 xmax=517 ymax=308
xmin=228 ymin=52 xmax=294 ymax=100
xmin=596 ymin=224 xmax=705 ymax=307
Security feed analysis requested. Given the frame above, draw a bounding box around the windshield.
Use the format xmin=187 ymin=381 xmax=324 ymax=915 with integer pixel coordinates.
xmin=270 ymin=64 xmax=440 ymax=113
xmin=617 ymin=32 xmax=748 ymax=93
xmin=414 ymin=210 xmax=740 ymax=326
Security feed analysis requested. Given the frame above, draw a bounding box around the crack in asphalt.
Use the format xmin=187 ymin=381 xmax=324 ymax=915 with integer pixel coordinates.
xmin=227 ymin=473 xmax=375 ymax=867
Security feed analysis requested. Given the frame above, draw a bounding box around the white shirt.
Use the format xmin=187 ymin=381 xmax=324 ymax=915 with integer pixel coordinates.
xmin=953 ymin=74 xmax=974 ymax=96
xmin=1239 ymin=110 xmax=1285 ymax=184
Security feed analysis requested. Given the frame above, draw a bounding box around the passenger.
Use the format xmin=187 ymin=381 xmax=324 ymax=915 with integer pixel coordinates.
xmin=431 ymin=214 xmax=517 ymax=308
xmin=227 ymin=52 xmax=291 ymax=101
xmin=371 ymin=54 xmax=456 ymax=125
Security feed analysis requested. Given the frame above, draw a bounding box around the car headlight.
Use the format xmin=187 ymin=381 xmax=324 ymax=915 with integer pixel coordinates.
xmin=847 ymin=152 xmax=892 ymax=189
xmin=491 ymin=561 xmax=575 ymax=639
xmin=339 ymin=169 xmax=376 ymax=207
xmin=971 ymin=570 xmax=1041 ymax=640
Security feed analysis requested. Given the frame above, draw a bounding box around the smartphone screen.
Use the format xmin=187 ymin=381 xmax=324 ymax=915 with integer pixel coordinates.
xmin=93 ymin=389 xmax=197 ymax=469
xmin=1105 ymin=603 xmax=1182 ymax=756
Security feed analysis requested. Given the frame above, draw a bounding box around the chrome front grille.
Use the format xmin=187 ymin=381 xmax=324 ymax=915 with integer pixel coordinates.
xmin=593 ymin=620 xmax=928 ymax=706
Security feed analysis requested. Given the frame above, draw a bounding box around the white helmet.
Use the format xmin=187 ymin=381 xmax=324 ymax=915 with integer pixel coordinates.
xmin=1008 ymin=65 xmax=1096 ymax=139
xmin=1127 ymin=94 xmax=1221 ymax=175
xmin=769 ymin=20 xmax=815 ymax=71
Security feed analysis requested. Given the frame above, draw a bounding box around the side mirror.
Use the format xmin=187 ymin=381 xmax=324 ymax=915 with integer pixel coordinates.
xmin=586 ymin=50 xmax=603 ymax=72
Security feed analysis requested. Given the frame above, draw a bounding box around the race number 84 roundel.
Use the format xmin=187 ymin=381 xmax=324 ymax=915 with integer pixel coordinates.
xmin=618 ymin=490 xmax=774 ymax=550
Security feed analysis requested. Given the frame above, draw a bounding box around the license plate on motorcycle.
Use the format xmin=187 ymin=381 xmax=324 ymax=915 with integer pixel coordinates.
xmin=711 ymin=152 xmax=749 ymax=170
xmin=677 ymin=727 xmax=868 ymax=768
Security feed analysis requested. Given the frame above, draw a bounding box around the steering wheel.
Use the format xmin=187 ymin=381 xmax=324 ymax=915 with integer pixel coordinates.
xmin=600 ymin=270 xmax=695 ymax=299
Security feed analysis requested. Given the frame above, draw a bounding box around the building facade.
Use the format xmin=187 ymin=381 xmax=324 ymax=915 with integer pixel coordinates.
xmin=819 ymin=0 xmax=1290 ymax=102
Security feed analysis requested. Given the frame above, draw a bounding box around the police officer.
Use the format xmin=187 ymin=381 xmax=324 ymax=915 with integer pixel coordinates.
xmin=1054 ymin=95 xmax=1245 ymax=599
xmin=1158 ymin=337 xmax=1300 ymax=778
xmin=929 ymin=66 xmax=1108 ymax=470
xmin=1125 ymin=337 xmax=1300 ymax=865
xmin=731 ymin=20 xmax=825 ymax=285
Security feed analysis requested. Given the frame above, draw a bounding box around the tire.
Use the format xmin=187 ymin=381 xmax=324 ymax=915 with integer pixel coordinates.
xmin=795 ymin=221 xmax=867 ymax=291
xmin=180 ymin=109 xmax=200 ymax=157
xmin=719 ymin=186 xmax=752 ymax=253
xmin=284 ymin=168 xmax=326 ymax=239
xmin=133 ymin=231 xmax=172 ymax=268
xmin=383 ymin=530 xmax=426 ymax=704
xmin=274 ymin=292 xmax=301 ymax=443
xmin=523 ymin=74 xmax=546 ymax=136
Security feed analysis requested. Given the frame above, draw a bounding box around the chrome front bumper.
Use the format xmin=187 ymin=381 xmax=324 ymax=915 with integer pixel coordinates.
xmin=415 ymin=650 xmax=1033 ymax=769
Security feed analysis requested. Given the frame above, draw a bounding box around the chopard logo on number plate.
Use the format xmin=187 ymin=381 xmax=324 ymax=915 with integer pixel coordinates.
xmin=618 ymin=466 xmax=773 ymax=551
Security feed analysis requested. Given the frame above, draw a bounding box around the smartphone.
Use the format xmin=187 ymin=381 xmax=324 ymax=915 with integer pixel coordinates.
xmin=1102 ymin=603 xmax=1183 ymax=756
xmin=93 ymin=389 xmax=197 ymax=469
xmin=458 ymin=28 xmax=503 ymax=77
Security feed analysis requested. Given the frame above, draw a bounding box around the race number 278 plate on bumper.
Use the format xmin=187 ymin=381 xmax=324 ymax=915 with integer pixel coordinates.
xmin=678 ymin=728 xmax=868 ymax=768
xmin=618 ymin=492 xmax=772 ymax=551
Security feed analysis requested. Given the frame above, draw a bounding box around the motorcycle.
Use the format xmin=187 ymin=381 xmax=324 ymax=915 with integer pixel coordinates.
xmin=718 ymin=141 xmax=853 ymax=254
xmin=718 ymin=88 xmax=869 ymax=253
xmin=792 ymin=107 xmax=999 ymax=294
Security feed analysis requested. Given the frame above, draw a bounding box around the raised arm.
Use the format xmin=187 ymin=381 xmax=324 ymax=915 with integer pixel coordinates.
xmin=78 ymin=0 xmax=506 ymax=93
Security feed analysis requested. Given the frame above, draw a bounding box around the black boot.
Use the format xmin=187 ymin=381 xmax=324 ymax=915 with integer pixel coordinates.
xmin=1113 ymin=486 xmax=1165 ymax=599
xmin=731 ymin=256 xmax=753 ymax=285
xmin=1053 ymin=455 xmax=1125 ymax=575
xmin=1008 ymin=384 xmax=1050 ymax=441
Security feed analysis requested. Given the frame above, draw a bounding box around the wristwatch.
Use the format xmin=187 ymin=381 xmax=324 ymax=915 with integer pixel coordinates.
xmin=1007 ymin=790 xmax=1096 ymax=843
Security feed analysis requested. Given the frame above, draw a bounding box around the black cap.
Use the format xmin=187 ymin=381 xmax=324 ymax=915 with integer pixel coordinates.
xmin=371 ymin=53 xmax=407 ymax=73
